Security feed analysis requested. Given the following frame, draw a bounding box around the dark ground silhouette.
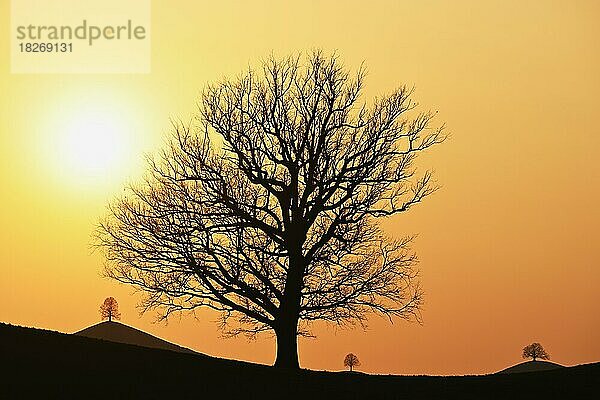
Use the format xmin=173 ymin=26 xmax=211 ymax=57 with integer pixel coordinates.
xmin=498 ymin=360 xmax=565 ymax=374
xmin=2 ymin=323 xmax=598 ymax=399
xmin=75 ymin=320 xmax=196 ymax=354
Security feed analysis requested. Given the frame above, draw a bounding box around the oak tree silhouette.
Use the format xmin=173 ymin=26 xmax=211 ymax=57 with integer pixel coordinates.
xmin=96 ymin=51 xmax=445 ymax=369
xmin=344 ymin=353 xmax=361 ymax=372
xmin=522 ymin=342 xmax=550 ymax=361
xmin=100 ymin=297 xmax=121 ymax=322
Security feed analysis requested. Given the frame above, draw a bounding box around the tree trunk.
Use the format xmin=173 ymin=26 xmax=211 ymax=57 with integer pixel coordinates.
xmin=274 ymin=243 xmax=304 ymax=369
xmin=274 ymin=317 xmax=299 ymax=368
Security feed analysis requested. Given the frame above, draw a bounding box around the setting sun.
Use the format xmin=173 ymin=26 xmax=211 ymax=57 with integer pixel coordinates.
xmin=60 ymin=110 xmax=127 ymax=177
xmin=40 ymin=97 xmax=150 ymax=191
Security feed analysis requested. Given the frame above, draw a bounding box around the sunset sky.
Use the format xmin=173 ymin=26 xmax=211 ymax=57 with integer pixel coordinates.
xmin=1 ymin=0 xmax=599 ymax=375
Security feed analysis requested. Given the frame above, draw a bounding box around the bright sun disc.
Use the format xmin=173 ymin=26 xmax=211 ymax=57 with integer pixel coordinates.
xmin=56 ymin=108 xmax=132 ymax=185
xmin=66 ymin=118 xmax=121 ymax=172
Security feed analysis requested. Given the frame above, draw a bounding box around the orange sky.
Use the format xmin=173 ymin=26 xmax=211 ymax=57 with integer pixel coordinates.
xmin=1 ymin=0 xmax=599 ymax=375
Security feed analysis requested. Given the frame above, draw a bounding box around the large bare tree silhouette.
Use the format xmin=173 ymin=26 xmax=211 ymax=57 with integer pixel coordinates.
xmin=96 ymin=51 xmax=445 ymax=368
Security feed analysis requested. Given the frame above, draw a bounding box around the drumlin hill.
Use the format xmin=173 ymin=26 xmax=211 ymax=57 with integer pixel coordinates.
xmin=15 ymin=20 xmax=147 ymax=46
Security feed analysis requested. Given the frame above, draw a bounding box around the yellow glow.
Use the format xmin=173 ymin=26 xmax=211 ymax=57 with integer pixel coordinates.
xmin=38 ymin=97 xmax=148 ymax=193
xmin=60 ymin=110 xmax=127 ymax=178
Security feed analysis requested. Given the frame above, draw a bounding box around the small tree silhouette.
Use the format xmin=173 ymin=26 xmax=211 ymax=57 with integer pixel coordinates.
xmin=100 ymin=297 xmax=121 ymax=322
xmin=344 ymin=353 xmax=361 ymax=371
xmin=522 ymin=342 xmax=549 ymax=361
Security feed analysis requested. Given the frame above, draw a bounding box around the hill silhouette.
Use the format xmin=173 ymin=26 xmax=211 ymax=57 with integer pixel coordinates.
xmin=74 ymin=321 xmax=196 ymax=354
xmin=498 ymin=360 xmax=565 ymax=374
xmin=1 ymin=323 xmax=598 ymax=399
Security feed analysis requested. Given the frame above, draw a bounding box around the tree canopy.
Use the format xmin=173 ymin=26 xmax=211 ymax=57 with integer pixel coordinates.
xmin=100 ymin=297 xmax=121 ymax=322
xmin=344 ymin=353 xmax=361 ymax=371
xmin=522 ymin=342 xmax=550 ymax=361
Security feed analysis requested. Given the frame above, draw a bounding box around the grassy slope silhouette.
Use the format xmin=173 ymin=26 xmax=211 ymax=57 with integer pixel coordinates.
xmin=1 ymin=323 xmax=598 ymax=399
xmin=74 ymin=320 xmax=197 ymax=354
xmin=497 ymin=360 xmax=565 ymax=374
